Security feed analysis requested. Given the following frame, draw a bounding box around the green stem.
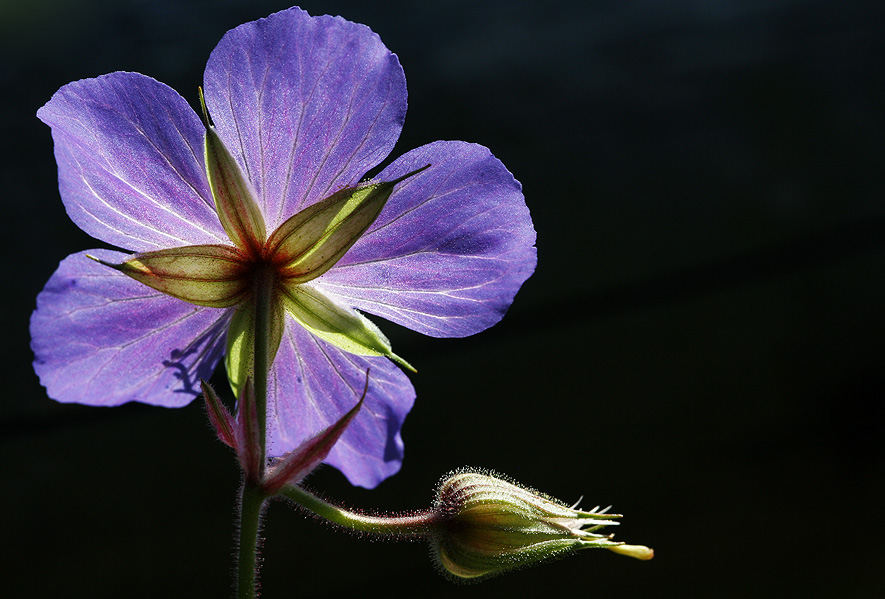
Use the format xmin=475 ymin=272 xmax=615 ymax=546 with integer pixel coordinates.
xmin=279 ymin=485 xmax=437 ymax=537
xmin=237 ymin=482 xmax=266 ymax=599
xmin=237 ymin=264 xmax=276 ymax=599
xmin=252 ymin=264 xmax=274 ymax=469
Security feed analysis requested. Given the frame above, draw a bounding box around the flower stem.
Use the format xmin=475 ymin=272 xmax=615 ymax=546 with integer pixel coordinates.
xmin=237 ymin=482 xmax=266 ymax=599
xmin=252 ymin=264 xmax=275 ymax=469
xmin=279 ymin=484 xmax=437 ymax=537
xmin=237 ymin=264 xmax=277 ymax=598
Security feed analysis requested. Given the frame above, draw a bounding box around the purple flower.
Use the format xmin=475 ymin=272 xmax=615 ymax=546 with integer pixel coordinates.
xmin=31 ymin=7 xmax=536 ymax=488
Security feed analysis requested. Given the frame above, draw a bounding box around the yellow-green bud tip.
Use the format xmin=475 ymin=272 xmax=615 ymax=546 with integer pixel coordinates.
xmin=608 ymin=544 xmax=655 ymax=561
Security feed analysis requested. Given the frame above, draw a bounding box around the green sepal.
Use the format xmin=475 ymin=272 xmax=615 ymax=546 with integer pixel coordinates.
xmin=205 ymin=125 xmax=266 ymax=257
xmin=225 ymin=291 xmax=286 ymax=398
xmin=279 ymin=283 xmax=415 ymax=372
xmin=266 ymin=165 xmax=430 ymax=284
xmin=87 ymin=245 xmax=249 ymax=308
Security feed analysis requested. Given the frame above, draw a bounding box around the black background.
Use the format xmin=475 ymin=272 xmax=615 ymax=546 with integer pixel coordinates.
xmin=2 ymin=0 xmax=884 ymax=597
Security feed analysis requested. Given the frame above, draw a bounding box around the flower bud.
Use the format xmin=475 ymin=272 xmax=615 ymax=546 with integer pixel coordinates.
xmin=429 ymin=469 xmax=652 ymax=581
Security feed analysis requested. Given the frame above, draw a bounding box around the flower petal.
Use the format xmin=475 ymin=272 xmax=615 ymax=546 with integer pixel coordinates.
xmin=316 ymin=141 xmax=537 ymax=338
xmin=203 ymin=6 xmax=407 ymax=231
xmin=37 ymin=73 xmax=227 ymax=251
xmin=266 ymin=319 xmax=415 ymax=488
xmin=31 ymin=250 xmax=230 ymax=407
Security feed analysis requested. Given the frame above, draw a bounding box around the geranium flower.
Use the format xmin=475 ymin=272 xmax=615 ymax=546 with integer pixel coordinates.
xmin=31 ymin=6 xmax=536 ymax=488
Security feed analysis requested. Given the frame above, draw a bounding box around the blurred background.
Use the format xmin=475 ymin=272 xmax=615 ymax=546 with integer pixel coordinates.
xmin=2 ymin=0 xmax=883 ymax=597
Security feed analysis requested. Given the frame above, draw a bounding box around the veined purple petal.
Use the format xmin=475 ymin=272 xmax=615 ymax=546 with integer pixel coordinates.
xmin=31 ymin=250 xmax=230 ymax=407
xmin=203 ymin=6 xmax=407 ymax=232
xmin=266 ymin=319 xmax=414 ymax=488
xmin=37 ymin=73 xmax=227 ymax=252
xmin=315 ymin=141 xmax=537 ymax=338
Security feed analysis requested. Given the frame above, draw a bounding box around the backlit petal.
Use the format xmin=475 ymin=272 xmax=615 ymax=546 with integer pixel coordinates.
xmin=203 ymin=6 xmax=406 ymax=231
xmin=37 ymin=73 xmax=226 ymax=251
xmin=316 ymin=141 xmax=537 ymax=337
xmin=31 ymin=250 xmax=230 ymax=407
xmin=266 ymin=319 xmax=414 ymax=488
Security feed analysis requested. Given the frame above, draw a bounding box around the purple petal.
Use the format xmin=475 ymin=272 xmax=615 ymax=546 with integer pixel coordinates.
xmin=31 ymin=250 xmax=230 ymax=407
xmin=203 ymin=6 xmax=407 ymax=232
xmin=37 ymin=73 xmax=226 ymax=252
xmin=316 ymin=141 xmax=537 ymax=338
xmin=266 ymin=318 xmax=415 ymax=488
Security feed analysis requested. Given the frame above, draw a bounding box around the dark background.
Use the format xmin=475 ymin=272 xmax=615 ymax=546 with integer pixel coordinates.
xmin=2 ymin=0 xmax=884 ymax=597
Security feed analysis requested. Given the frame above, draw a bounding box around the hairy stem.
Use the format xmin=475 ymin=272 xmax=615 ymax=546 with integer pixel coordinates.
xmin=237 ymin=482 xmax=267 ymax=599
xmin=280 ymin=484 xmax=438 ymax=537
xmin=237 ymin=265 xmax=276 ymax=598
xmin=252 ymin=264 xmax=275 ymax=468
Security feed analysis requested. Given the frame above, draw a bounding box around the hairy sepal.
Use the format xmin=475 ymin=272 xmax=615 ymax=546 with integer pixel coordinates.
xmin=266 ymin=165 xmax=430 ymax=284
xmin=225 ymin=293 xmax=285 ymax=398
xmin=205 ymin=125 xmax=266 ymax=257
xmin=88 ymin=245 xmax=249 ymax=308
xmin=279 ymin=283 xmax=414 ymax=372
